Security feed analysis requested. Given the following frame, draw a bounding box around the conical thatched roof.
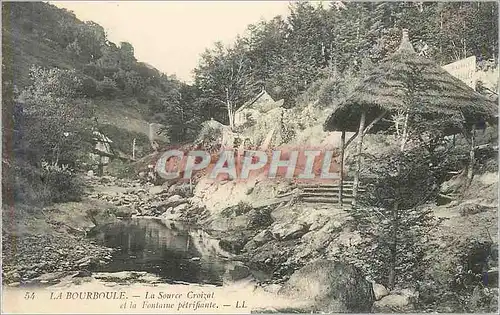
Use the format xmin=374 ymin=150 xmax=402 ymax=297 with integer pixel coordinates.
xmin=324 ymin=30 xmax=498 ymax=135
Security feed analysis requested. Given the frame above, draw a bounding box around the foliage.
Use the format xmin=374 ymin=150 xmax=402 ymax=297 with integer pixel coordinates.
xmin=193 ymin=1 xmax=498 ymax=124
xmin=153 ymin=82 xmax=205 ymax=143
xmin=337 ymin=144 xmax=442 ymax=289
xmin=3 ymin=64 xmax=92 ymax=207
xmin=220 ymin=201 xmax=253 ymax=217
xmin=418 ymin=238 xmax=498 ymax=312
xmin=40 ymin=160 xmax=84 ymax=203
xmin=4 ymin=2 xmax=498 ymax=145
xmin=194 ymin=39 xmax=260 ymax=128
xmin=18 ymin=66 xmax=95 ymax=164
xmin=10 ymin=159 xmax=84 ymax=206
xmin=3 ymin=1 xmax=186 ymax=129
xmin=98 ymin=124 xmax=150 ymax=159
xmin=107 ymin=159 xmax=136 ymax=179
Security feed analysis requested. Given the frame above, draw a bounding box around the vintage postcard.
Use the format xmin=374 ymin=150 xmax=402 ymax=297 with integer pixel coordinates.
xmin=1 ymin=1 xmax=498 ymax=314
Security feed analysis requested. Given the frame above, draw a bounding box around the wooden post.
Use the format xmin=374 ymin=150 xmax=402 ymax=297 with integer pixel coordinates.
xmin=339 ymin=131 xmax=346 ymax=206
xmin=467 ymin=124 xmax=476 ymax=185
xmin=352 ymin=111 xmax=366 ymax=207
xmin=132 ymin=138 xmax=136 ymax=160
xmin=388 ymin=200 xmax=399 ymax=289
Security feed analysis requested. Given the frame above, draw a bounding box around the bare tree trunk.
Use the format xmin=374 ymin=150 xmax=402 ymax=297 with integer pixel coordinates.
xmin=225 ymin=88 xmax=234 ymax=130
xmin=439 ymin=11 xmax=443 ymax=64
xmin=388 ymin=200 xmax=399 ymax=289
xmin=132 ymin=138 xmax=136 ymax=160
xmin=400 ymin=112 xmax=409 ymax=151
xmin=467 ymin=124 xmax=476 ymax=185
xmin=352 ymin=111 xmax=366 ymax=207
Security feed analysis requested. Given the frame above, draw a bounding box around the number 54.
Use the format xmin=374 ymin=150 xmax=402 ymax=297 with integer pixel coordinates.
xmin=24 ymin=292 xmax=35 ymax=300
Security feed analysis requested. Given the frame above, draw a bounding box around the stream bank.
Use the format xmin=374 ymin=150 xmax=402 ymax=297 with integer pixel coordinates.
xmin=3 ymin=170 xmax=498 ymax=312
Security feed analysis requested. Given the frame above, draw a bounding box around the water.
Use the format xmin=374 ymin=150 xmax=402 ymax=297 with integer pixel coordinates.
xmin=88 ymin=218 xmax=234 ymax=286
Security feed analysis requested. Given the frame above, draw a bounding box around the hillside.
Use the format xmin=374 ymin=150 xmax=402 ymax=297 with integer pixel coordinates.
xmin=2 ymin=2 xmax=173 ymax=159
xmin=2 ymin=2 xmax=498 ymax=313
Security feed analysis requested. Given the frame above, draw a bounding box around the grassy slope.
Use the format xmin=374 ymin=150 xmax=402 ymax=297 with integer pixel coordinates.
xmin=2 ymin=2 xmax=168 ymax=158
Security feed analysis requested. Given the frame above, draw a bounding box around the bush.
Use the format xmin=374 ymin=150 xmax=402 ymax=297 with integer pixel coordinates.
xmin=418 ymin=239 xmax=498 ymax=312
xmin=298 ymin=70 xmax=359 ymax=109
xmin=107 ymin=159 xmax=135 ymax=179
xmin=338 ymin=145 xmax=441 ymax=290
xmin=10 ymin=159 xmax=84 ymax=206
xmin=220 ymin=201 xmax=253 ymax=217
xmin=168 ymin=183 xmax=193 ymax=198
xmin=96 ymin=76 xmax=118 ymax=98
xmin=39 ymin=161 xmax=84 ymax=203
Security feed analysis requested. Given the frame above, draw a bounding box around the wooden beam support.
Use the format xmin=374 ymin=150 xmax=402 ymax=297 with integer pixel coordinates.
xmin=363 ymin=110 xmax=388 ymax=136
xmin=344 ymin=132 xmax=358 ymax=149
xmin=352 ymin=111 xmax=366 ymax=207
xmin=339 ymin=131 xmax=346 ymax=206
xmin=467 ymin=124 xmax=476 ymax=185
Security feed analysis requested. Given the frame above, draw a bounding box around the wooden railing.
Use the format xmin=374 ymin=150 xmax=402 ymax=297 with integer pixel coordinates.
xmin=294 ymin=181 xmax=366 ymax=205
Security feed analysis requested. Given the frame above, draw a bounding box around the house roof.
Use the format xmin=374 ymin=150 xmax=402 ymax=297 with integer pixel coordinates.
xmin=323 ymin=30 xmax=497 ymax=135
xmin=236 ymin=89 xmax=275 ymax=113
xmin=93 ymin=131 xmax=113 ymax=143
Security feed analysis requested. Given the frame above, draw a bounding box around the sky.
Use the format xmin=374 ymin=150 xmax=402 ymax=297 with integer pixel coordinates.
xmin=52 ymin=1 xmax=293 ymax=83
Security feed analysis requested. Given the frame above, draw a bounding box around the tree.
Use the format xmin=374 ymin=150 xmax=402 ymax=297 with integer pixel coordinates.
xmin=339 ymin=144 xmax=441 ymax=289
xmin=194 ymin=40 xmax=258 ymax=129
xmin=18 ymin=66 xmax=94 ymax=164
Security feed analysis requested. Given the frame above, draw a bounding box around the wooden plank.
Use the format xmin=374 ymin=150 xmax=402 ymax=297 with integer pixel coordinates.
xmin=301 ymin=187 xmax=366 ymax=192
xmin=301 ymin=197 xmax=354 ymax=204
xmin=298 ymin=185 xmax=364 ymax=190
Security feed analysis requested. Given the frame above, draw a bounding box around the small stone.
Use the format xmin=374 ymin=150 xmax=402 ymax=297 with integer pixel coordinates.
xmin=373 ymin=283 xmax=389 ymax=301
xmin=372 ymin=294 xmax=411 ymax=312
xmin=253 ymin=230 xmax=273 ymax=245
xmin=271 ymin=223 xmax=308 ymax=240
xmin=173 ymin=203 xmax=189 ymax=212
xmin=167 ymin=195 xmax=183 ymax=202
xmin=224 ymin=262 xmax=251 ymax=282
xmin=149 ymin=186 xmax=165 ymax=195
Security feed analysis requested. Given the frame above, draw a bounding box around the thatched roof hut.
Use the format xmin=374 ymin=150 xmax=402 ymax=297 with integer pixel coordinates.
xmin=323 ymin=30 xmax=498 ymax=207
xmin=324 ymin=30 xmax=497 ymax=135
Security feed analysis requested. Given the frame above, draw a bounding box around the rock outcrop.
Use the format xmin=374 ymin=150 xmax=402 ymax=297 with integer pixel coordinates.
xmin=278 ymin=260 xmax=375 ymax=313
xmin=84 ymin=175 xmax=208 ymax=223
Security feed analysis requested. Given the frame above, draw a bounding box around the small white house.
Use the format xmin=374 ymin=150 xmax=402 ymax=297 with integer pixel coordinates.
xmin=91 ymin=130 xmax=113 ymax=165
xmin=234 ymin=89 xmax=283 ymax=127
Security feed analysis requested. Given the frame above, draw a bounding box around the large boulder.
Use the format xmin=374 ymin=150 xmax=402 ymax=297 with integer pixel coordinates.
xmin=372 ymin=294 xmax=412 ymax=312
xmin=223 ymin=261 xmax=251 ymax=283
xmin=271 ymin=222 xmax=309 ymax=240
xmin=218 ymin=232 xmax=252 ymax=254
xmin=278 ymin=260 xmax=374 ymax=312
xmin=373 ymin=283 xmax=390 ymax=301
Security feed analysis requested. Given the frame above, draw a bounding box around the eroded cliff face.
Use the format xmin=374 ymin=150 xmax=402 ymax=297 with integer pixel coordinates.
xmin=189 ymin=165 xmax=498 ymax=312
xmin=191 ymin=174 xmax=291 ymax=214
